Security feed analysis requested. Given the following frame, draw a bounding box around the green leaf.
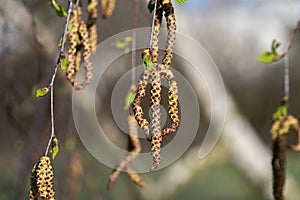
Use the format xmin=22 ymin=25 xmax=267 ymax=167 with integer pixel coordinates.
xmin=36 ymin=87 xmax=50 ymax=97
xmin=176 ymin=0 xmax=188 ymax=3
xmin=143 ymin=58 xmax=155 ymax=70
xmin=58 ymin=37 xmax=67 ymax=48
xmin=51 ymin=0 xmax=67 ymax=17
xmin=147 ymin=0 xmax=155 ymax=13
xmin=142 ymin=49 xmax=155 ymax=70
xmin=111 ymin=37 xmax=132 ymax=53
xmin=50 ymin=136 xmax=59 ymax=159
xmin=68 ymin=21 xmax=73 ymax=33
xmin=58 ymin=37 xmax=63 ymax=47
xmin=271 ymin=39 xmax=281 ymax=54
xmin=112 ymin=40 xmax=127 ymax=49
xmin=273 ymin=104 xmax=287 ymax=120
xmin=124 ymin=47 xmax=130 ymax=54
xmin=124 ymin=92 xmax=136 ymax=110
xmin=258 ymin=39 xmax=284 ymax=63
xmin=258 ymin=51 xmax=276 ymax=63
xmin=60 ymin=53 xmax=67 ymax=70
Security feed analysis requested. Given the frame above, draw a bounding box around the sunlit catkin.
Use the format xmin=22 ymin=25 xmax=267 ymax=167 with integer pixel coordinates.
xmin=30 ymin=156 xmax=55 ymax=200
xmin=101 ymin=0 xmax=116 ymax=19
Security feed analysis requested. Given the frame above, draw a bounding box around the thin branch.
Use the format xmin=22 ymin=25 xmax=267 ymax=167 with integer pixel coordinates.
xmin=284 ymin=53 xmax=289 ymax=98
xmin=131 ymin=0 xmax=140 ymax=84
xmin=282 ymin=20 xmax=299 ymax=99
xmin=148 ymin=0 xmax=158 ymax=48
xmin=45 ymin=0 xmax=73 ymax=156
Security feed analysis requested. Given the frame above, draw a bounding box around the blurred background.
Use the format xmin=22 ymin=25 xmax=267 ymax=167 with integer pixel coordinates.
xmin=1 ymin=0 xmax=300 ymax=199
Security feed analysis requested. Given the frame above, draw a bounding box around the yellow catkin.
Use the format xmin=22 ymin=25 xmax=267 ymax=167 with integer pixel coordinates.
xmin=162 ymin=0 xmax=176 ymax=67
xmin=126 ymin=166 xmax=145 ymax=187
xmin=66 ymin=6 xmax=80 ymax=86
xmin=87 ymin=0 xmax=98 ymax=53
xmin=35 ymin=156 xmax=55 ymax=200
xmin=133 ymin=67 xmax=151 ymax=140
xmin=150 ymin=0 xmax=163 ymax=64
xmin=107 ymin=115 xmax=144 ymax=189
xmin=89 ymin=25 xmax=97 ymax=53
xmin=74 ymin=21 xmax=93 ymax=90
xmin=157 ymin=64 xmax=179 ymax=136
xmin=30 ymin=164 xmax=39 ymax=200
xmin=101 ymin=0 xmax=115 ymax=19
xmin=150 ymin=69 xmax=162 ymax=171
xmin=132 ymin=0 xmax=180 ymax=171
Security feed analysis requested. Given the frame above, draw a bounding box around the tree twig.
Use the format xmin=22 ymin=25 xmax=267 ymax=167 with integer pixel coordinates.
xmin=45 ymin=0 xmax=73 ymax=156
xmin=131 ymin=0 xmax=140 ymax=83
xmin=282 ymin=20 xmax=299 ymax=99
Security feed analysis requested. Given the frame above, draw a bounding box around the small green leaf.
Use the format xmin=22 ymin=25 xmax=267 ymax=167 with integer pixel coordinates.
xmin=60 ymin=53 xmax=67 ymax=70
xmin=273 ymin=105 xmax=288 ymax=120
xmin=36 ymin=87 xmax=50 ymax=97
xmin=258 ymin=39 xmax=284 ymax=63
xmin=271 ymin=39 xmax=281 ymax=53
xmin=142 ymin=49 xmax=155 ymax=70
xmin=176 ymin=0 xmax=188 ymax=3
xmin=258 ymin=51 xmax=276 ymax=63
xmin=58 ymin=37 xmax=67 ymax=48
xmin=111 ymin=37 xmax=132 ymax=53
xmin=124 ymin=92 xmax=136 ymax=110
xmin=113 ymin=40 xmax=127 ymax=49
xmin=143 ymin=58 xmax=155 ymax=70
xmin=50 ymin=136 xmax=59 ymax=159
xmin=58 ymin=37 xmax=63 ymax=47
xmin=68 ymin=21 xmax=73 ymax=33
xmin=124 ymin=47 xmax=130 ymax=54
xmin=51 ymin=0 xmax=67 ymax=17
xmin=147 ymin=0 xmax=155 ymax=13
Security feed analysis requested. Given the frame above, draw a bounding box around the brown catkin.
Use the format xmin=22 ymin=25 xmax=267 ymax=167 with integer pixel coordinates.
xmin=87 ymin=0 xmax=98 ymax=53
xmin=150 ymin=0 xmax=163 ymax=65
xmin=150 ymin=69 xmax=162 ymax=171
xmin=34 ymin=156 xmax=55 ymax=200
xmin=131 ymin=0 xmax=179 ymax=171
xmin=126 ymin=166 xmax=145 ymax=187
xmin=101 ymin=0 xmax=115 ymax=19
xmin=66 ymin=6 xmax=80 ymax=86
xmin=133 ymin=67 xmax=152 ymax=140
xmin=272 ymin=134 xmax=287 ymax=200
xmin=107 ymin=115 xmax=144 ymax=189
xmin=162 ymin=0 xmax=176 ymax=67
xmin=74 ymin=21 xmax=93 ymax=90
xmin=30 ymin=164 xmax=39 ymax=200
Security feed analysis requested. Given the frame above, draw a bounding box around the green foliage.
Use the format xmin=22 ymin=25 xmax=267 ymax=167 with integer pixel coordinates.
xmin=50 ymin=137 xmax=59 ymax=159
xmin=124 ymin=91 xmax=136 ymax=110
xmin=36 ymin=87 xmax=50 ymax=97
xmin=60 ymin=53 xmax=67 ymax=70
xmin=273 ymin=104 xmax=288 ymax=120
xmin=111 ymin=36 xmax=132 ymax=54
xmin=142 ymin=49 xmax=155 ymax=70
xmin=58 ymin=37 xmax=63 ymax=48
xmin=175 ymin=0 xmax=188 ymax=3
xmin=51 ymin=0 xmax=67 ymax=17
xmin=258 ymin=52 xmax=276 ymax=63
xmin=147 ymin=0 xmax=155 ymax=13
xmin=68 ymin=21 xmax=73 ymax=33
xmin=258 ymin=39 xmax=283 ymax=63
